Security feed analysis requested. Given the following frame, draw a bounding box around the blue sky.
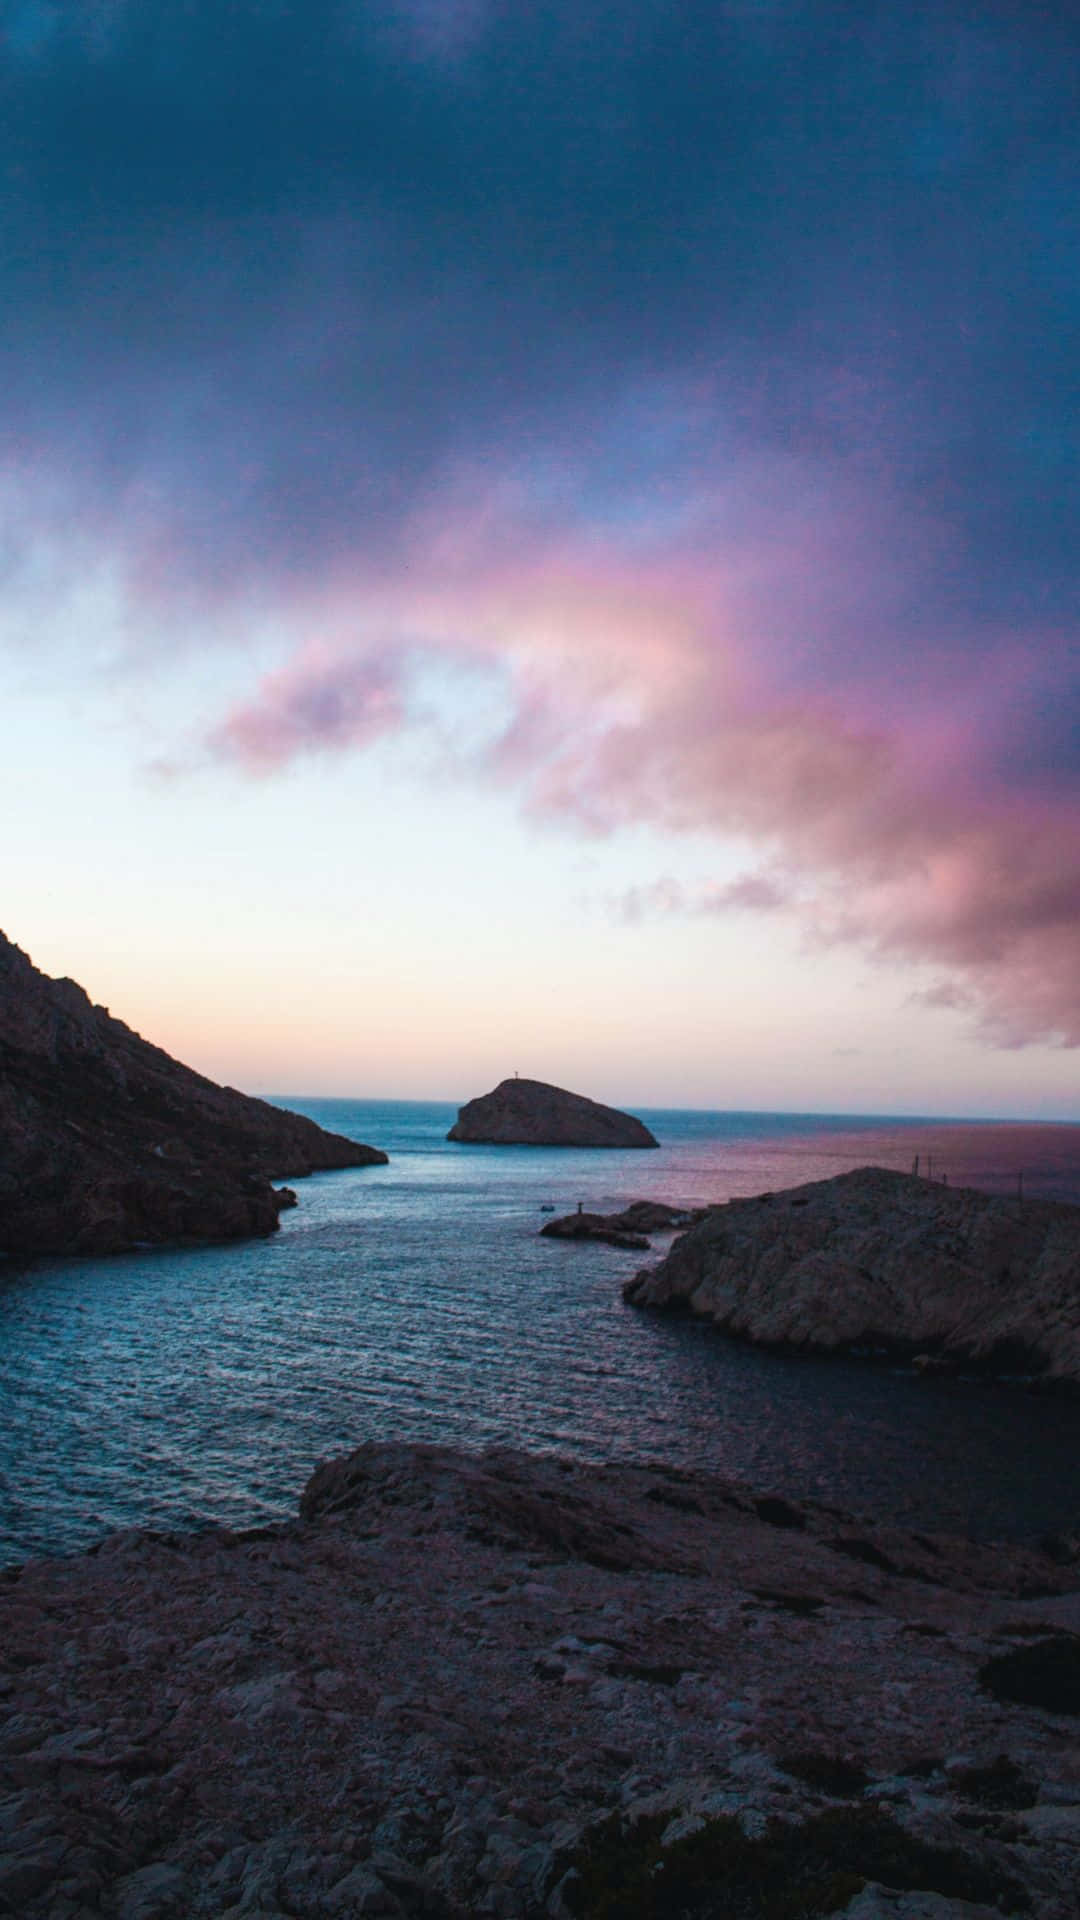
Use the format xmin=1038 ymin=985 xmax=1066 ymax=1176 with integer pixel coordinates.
xmin=3 ymin=2 xmax=1080 ymax=1114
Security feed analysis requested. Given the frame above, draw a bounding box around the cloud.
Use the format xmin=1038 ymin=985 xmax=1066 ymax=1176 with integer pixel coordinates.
xmin=131 ymin=463 xmax=1080 ymax=1045
xmin=610 ymin=869 xmax=793 ymax=925
xmin=613 ymin=877 xmax=687 ymax=925
xmin=701 ymin=873 xmax=793 ymax=915
xmin=2 ymin=2 xmax=1079 ymax=1046
xmin=3 ymin=2 xmax=1077 ymax=605
xmin=908 ymin=982 xmax=976 ymax=1013
xmin=206 ymin=647 xmax=407 ymax=772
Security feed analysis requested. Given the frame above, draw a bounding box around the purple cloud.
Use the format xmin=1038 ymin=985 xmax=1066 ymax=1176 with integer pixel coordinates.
xmin=2 ymin=1 xmax=1078 ymax=1049
xmin=207 ymin=649 xmax=407 ymax=772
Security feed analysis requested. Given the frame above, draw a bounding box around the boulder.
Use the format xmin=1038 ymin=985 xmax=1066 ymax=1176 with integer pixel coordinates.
xmin=448 ymin=1077 xmax=658 ymax=1148
xmin=0 ymin=929 xmax=387 ymax=1258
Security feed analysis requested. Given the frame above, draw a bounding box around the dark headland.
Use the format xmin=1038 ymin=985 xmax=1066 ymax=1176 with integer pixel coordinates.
xmin=448 ymin=1076 xmax=659 ymax=1148
xmin=0 ymin=930 xmax=386 ymax=1259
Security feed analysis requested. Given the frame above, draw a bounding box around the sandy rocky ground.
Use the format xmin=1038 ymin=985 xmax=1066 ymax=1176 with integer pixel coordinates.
xmin=2 ymin=1443 xmax=1079 ymax=1919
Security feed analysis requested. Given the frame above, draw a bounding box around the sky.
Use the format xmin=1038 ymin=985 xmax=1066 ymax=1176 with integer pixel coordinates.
xmin=2 ymin=1 xmax=1079 ymax=1116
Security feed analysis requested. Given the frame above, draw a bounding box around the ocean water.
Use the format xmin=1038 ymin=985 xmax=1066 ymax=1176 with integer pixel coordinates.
xmin=2 ymin=1100 xmax=1080 ymax=1565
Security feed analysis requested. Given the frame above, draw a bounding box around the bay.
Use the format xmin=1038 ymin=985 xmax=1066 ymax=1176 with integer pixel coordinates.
xmin=2 ymin=1099 xmax=1079 ymax=1564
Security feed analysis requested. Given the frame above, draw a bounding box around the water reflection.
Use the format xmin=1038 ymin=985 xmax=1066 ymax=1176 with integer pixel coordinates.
xmin=2 ymin=1101 xmax=1080 ymax=1561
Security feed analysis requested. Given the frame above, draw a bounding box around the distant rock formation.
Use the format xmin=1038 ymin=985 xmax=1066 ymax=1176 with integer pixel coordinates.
xmin=448 ymin=1077 xmax=659 ymax=1148
xmin=624 ymin=1165 xmax=1080 ymax=1386
xmin=0 ymin=930 xmax=387 ymax=1259
xmin=542 ymin=1199 xmax=704 ymax=1249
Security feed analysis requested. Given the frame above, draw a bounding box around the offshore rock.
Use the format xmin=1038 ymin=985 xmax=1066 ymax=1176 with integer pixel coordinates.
xmin=624 ymin=1165 xmax=1080 ymax=1387
xmin=448 ymin=1077 xmax=658 ymax=1148
xmin=541 ymin=1199 xmax=705 ymax=1249
xmin=0 ymin=929 xmax=387 ymax=1259
xmin=1 ymin=1441 xmax=1079 ymax=1917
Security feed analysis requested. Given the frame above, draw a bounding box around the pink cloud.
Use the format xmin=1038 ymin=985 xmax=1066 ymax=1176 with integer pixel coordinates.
xmin=702 ymin=873 xmax=792 ymax=914
xmin=191 ymin=466 xmax=1080 ymax=1049
xmin=207 ymin=647 xmax=406 ymax=771
xmin=611 ymin=871 xmax=793 ymax=924
xmin=908 ymin=982 xmax=976 ymax=1013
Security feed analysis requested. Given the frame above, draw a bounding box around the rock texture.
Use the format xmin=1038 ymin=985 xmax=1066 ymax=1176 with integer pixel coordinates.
xmin=2 ymin=1442 xmax=1079 ymax=1917
xmin=624 ymin=1166 xmax=1080 ymax=1387
xmin=541 ymin=1200 xmax=705 ymax=1250
xmin=448 ymin=1078 xmax=658 ymax=1149
xmin=0 ymin=930 xmax=387 ymax=1259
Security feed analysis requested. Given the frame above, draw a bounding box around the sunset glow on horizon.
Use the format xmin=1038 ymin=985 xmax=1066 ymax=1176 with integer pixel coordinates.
xmin=3 ymin=3 xmax=1080 ymax=1118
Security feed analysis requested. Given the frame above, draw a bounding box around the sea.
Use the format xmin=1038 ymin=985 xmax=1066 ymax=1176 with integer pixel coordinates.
xmin=2 ymin=1100 xmax=1080 ymax=1567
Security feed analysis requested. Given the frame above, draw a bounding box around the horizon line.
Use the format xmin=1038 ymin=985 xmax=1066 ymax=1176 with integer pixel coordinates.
xmin=261 ymin=1093 xmax=1080 ymax=1128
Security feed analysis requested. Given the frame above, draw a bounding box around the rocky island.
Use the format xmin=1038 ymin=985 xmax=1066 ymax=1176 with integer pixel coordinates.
xmin=2 ymin=1440 xmax=1079 ymax=1917
xmin=624 ymin=1165 xmax=1080 ymax=1388
xmin=0 ymin=930 xmax=387 ymax=1259
xmin=541 ymin=1200 xmax=704 ymax=1249
xmin=448 ymin=1077 xmax=659 ymax=1148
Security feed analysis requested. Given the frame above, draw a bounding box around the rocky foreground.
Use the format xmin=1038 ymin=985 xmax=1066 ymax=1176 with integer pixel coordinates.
xmin=3 ymin=1442 xmax=1080 ymax=1918
xmin=0 ymin=931 xmax=387 ymax=1259
xmin=624 ymin=1167 xmax=1080 ymax=1389
xmin=448 ymin=1079 xmax=658 ymax=1149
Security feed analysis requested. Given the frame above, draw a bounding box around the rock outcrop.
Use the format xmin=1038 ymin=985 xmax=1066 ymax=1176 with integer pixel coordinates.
xmin=448 ymin=1077 xmax=659 ymax=1148
xmin=1 ymin=1440 xmax=1078 ymax=1918
xmin=624 ymin=1165 xmax=1080 ymax=1386
xmin=541 ymin=1199 xmax=704 ymax=1249
xmin=0 ymin=930 xmax=387 ymax=1258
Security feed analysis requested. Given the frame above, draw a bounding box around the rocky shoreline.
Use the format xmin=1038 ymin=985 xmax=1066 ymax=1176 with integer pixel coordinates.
xmin=3 ymin=1442 xmax=1080 ymax=1917
xmin=624 ymin=1167 xmax=1080 ymax=1391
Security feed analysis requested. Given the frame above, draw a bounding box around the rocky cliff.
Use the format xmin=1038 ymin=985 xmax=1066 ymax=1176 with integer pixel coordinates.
xmin=624 ymin=1165 xmax=1080 ymax=1386
xmin=2 ymin=1440 xmax=1078 ymax=1918
xmin=448 ymin=1077 xmax=659 ymax=1148
xmin=0 ymin=931 xmax=387 ymax=1258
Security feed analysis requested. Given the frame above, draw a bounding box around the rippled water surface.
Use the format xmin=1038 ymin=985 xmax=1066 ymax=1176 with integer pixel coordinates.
xmin=3 ymin=1101 xmax=1080 ymax=1563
